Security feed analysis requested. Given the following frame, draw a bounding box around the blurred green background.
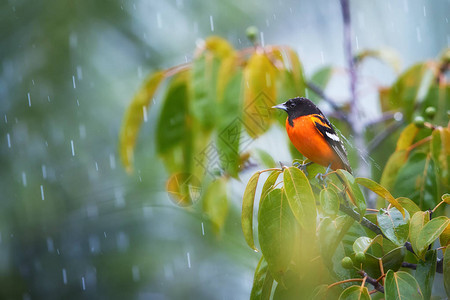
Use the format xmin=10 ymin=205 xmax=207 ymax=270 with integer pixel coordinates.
xmin=1 ymin=0 xmax=448 ymax=298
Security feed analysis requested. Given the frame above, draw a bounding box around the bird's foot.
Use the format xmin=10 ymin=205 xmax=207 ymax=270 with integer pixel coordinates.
xmin=315 ymin=164 xmax=332 ymax=187
xmin=293 ymin=161 xmax=313 ymax=177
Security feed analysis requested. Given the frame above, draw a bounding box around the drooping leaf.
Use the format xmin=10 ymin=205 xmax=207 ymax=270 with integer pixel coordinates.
xmin=216 ymin=71 xmax=244 ymax=178
xmin=243 ymin=53 xmax=277 ymax=138
xmin=385 ymin=270 xmax=424 ymax=300
xmin=260 ymin=170 xmax=282 ymax=203
xmin=320 ymin=188 xmax=340 ymax=217
xmin=415 ymin=250 xmax=436 ymax=300
xmin=338 ymin=285 xmax=370 ymax=300
xmin=352 ymin=235 xmax=383 ymax=254
xmin=242 ymin=172 xmax=261 ymax=251
xmin=415 ymin=216 xmax=450 ymax=259
xmin=119 ymin=71 xmax=165 ymax=172
xmin=250 ymin=256 xmax=274 ymax=300
xmin=393 ymin=152 xmax=438 ymax=210
xmin=396 ymin=197 xmax=421 ymax=217
xmin=337 ymin=170 xmax=366 ymax=219
xmin=258 ymin=188 xmax=296 ymax=283
xmin=283 ymin=167 xmax=317 ymax=230
xmin=356 ymin=177 xmax=404 ymax=217
xmin=202 ymin=177 xmax=228 ymax=233
xmin=409 ymin=211 xmax=430 ymax=257
xmin=377 ymin=208 xmax=410 ymax=246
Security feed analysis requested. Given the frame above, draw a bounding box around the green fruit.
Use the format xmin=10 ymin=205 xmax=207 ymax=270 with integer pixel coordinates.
xmin=341 ymin=256 xmax=353 ymax=269
xmin=246 ymin=26 xmax=259 ymax=43
xmin=424 ymin=107 xmax=436 ymax=119
xmin=355 ymin=252 xmax=366 ymax=264
xmin=413 ymin=116 xmax=425 ymax=128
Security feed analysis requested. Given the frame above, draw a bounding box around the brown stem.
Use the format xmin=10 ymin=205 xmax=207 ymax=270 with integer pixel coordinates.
xmin=358 ymin=270 xmax=384 ymax=293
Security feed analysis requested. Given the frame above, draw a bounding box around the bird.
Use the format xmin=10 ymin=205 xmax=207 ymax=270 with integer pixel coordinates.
xmin=273 ymin=97 xmax=352 ymax=173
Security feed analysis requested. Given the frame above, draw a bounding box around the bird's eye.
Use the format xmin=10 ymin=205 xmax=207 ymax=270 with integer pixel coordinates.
xmin=290 ymin=102 xmax=295 ymax=108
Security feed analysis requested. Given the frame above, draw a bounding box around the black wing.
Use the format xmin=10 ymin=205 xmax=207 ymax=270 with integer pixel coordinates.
xmin=312 ymin=114 xmax=352 ymax=173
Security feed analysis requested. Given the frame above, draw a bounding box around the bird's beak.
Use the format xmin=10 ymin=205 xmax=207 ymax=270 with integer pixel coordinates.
xmin=272 ymin=103 xmax=287 ymax=111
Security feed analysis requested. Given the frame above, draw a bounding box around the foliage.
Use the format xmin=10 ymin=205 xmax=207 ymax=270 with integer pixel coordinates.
xmin=120 ymin=31 xmax=449 ymax=298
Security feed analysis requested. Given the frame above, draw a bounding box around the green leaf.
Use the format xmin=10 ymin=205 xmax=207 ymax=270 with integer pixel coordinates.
xmin=396 ymin=197 xmax=421 ymax=217
xmin=415 ymin=250 xmax=436 ymax=300
xmin=337 ymin=170 xmax=366 ymax=219
xmin=338 ymin=285 xmax=370 ymax=300
xmin=393 ymin=152 xmax=438 ymax=210
xmin=385 ymin=270 xmax=424 ymax=300
xmin=361 ymin=247 xmax=406 ymax=279
xmin=216 ymin=71 xmax=243 ymax=178
xmin=444 ymin=246 xmax=450 ymax=297
xmin=250 ymin=256 xmax=274 ymax=300
xmin=388 ymin=62 xmax=432 ymax=122
xmin=253 ymin=149 xmax=277 ymax=169
xmin=283 ymin=167 xmax=317 ymax=230
xmin=440 ymin=221 xmax=450 ymax=250
xmin=258 ymin=188 xmax=296 ymax=283
xmin=352 ymin=235 xmax=382 ymax=254
xmin=409 ymin=211 xmax=430 ymax=257
xmin=379 ymin=150 xmax=409 ymax=193
xmin=415 ymin=216 xmax=450 ymax=258
xmin=203 ymin=177 xmax=228 ymax=233
xmin=356 ymin=177 xmax=405 ymax=217
xmin=377 ymin=208 xmax=410 ymax=246
xmin=242 ymin=172 xmax=261 ymax=251
xmin=261 ymin=170 xmax=282 ymax=204
xmin=119 ymin=71 xmax=165 ymax=172
xmin=320 ymin=188 xmax=340 ymax=217
xmin=443 ymin=193 xmax=450 ymax=204
xmin=432 ymin=128 xmax=450 ymax=188
xmin=396 ymin=123 xmax=420 ymax=151
xmin=243 ymin=53 xmax=277 ymax=138
xmin=319 ymin=216 xmax=354 ymax=264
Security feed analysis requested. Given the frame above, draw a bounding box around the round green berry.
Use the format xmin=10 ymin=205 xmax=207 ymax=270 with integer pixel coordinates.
xmin=355 ymin=252 xmax=366 ymax=264
xmin=341 ymin=256 xmax=354 ymax=269
xmin=246 ymin=26 xmax=259 ymax=43
xmin=413 ymin=116 xmax=425 ymax=128
xmin=424 ymin=107 xmax=436 ymax=119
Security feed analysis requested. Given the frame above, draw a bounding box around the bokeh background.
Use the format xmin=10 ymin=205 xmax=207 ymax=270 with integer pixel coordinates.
xmin=1 ymin=0 xmax=448 ymax=299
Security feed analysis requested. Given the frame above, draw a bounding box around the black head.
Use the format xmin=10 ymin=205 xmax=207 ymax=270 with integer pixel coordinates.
xmin=273 ymin=97 xmax=322 ymax=126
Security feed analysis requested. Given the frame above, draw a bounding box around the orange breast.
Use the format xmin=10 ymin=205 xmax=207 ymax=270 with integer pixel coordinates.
xmin=286 ymin=116 xmax=345 ymax=170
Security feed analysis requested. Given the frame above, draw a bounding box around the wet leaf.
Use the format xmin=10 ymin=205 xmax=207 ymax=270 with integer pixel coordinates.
xmin=250 ymin=256 xmax=274 ymax=300
xmin=377 ymin=208 xmax=410 ymax=246
xmin=260 ymin=170 xmax=282 ymax=204
xmin=283 ymin=167 xmax=317 ymax=230
xmin=393 ymin=152 xmax=438 ymax=210
xmin=216 ymin=71 xmax=243 ymax=178
xmin=385 ymin=270 xmax=424 ymax=300
xmin=356 ymin=177 xmax=404 ymax=217
xmin=243 ymin=53 xmax=277 ymax=138
xmin=320 ymin=188 xmax=340 ymax=217
xmin=242 ymin=172 xmax=261 ymax=251
xmin=382 ymin=246 xmax=406 ymax=274
xmin=119 ymin=71 xmax=165 ymax=172
xmin=203 ymin=177 xmax=228 ymax=233
xmin=409 ymin=211 xmax=430 ymax=257
xmin=258 ymin=188 xmax=296 ymax=283
xmin=338 ymin=285 xmax=370 ymax=300
xmin=396 ymin=197 xmax=421 ymax=217
xmin=415 ymin=216 xmax=450 ymax=259
xmin=352 ymin=235 xmax=382 ymax=254
xmin=337 ymin=170 xmax=366 ymax=219
xmin=415 ymin=250 xmax=436 ymax=300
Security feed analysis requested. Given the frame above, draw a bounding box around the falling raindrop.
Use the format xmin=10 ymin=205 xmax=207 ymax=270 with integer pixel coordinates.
xmin=4 ymin=114 xmax=7 ymax=123
xmin=46 ymin=237 xmax=54 ymax=252
xmin=209 ymin=15 xmax=214 ymax=32
xmin=70 ymin=140 xmax=75 ymax=156
xmin=95 ymin=162 xmax=99 ymax=171
xmin=62 ymin=269 xmax=68 ymax=285
xmin=186 ymin=252 xmax=191 ymax=268
xmin=6 ymin=133 xmax=11 ymax=148
xmin=116 ymin=231 xmax=129 ymax=252
xmin=76 ymin=99 xmax=80 ymax=106
xmin=42 ymin=165 xmax=47 ymax=179
xmin=76 ymin=66 xmax=83 ymax=80
xmin=355 ymin=35 xmax=359 ymax=50
xmin=201 ymin=222 xmax=205 ymax=235
xmin=22 ymin=172 xmax=27 ymax=187
xmin=81 ymin=276 xmax=86 ymax=290
xmin=79 ymin=124 xmax=86 ymax=139
xmin=72 ymin=76 xmax=76 ymax=89
xmin=40 ymin=185 xmax=44 ymax=200
xmin=143 ymin=106 xmax=148 ymax=122
xmin=47 ymin=96 xmax=51 ymax=102
xmin=260 ymin=32 xmax=265 ymax=47
xmin=27 ymin=92 xmax=31 ymax=107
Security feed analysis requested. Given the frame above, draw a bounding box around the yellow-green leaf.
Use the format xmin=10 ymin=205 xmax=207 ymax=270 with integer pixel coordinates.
xmin=320 ymin=188 xmax=340 ymax=217
xmin=203 ymin=177 xmax=229 ymax=233
xmin=250 ymin=256 xmax=274 ymax=300
xmin=416 ymin=216 xmax=450 ymax=259
xmin=356 ymin=177 xmax=405 ymax=217
xmin=409 ymin=211 xmax=430 ymax=257
xmin=396 ymin=197 xmax=421 ymax=217
xmin=337 ymin=170 xmax=366 ymax=219
xmin=439 ymin=222 xmax=450 ymax=251
xmin=338 ymin=285 xmax=370 ymax=300
xmin=242 ymin=172 xmax=261 ymax=251
xmin=119 ymin=71 xmax=165 ymax=172
xmin=397 ymin=123 xmax=420 ymax=151
xmin=385 ymin=270 xmax=424 ymax=300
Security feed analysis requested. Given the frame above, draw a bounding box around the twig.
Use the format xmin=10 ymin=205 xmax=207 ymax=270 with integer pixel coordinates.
xmin=339 ymin=204 xmax=384 ymax=236
xmin=401 ymin=262 xmax=417 ymax=270
xmin=358 ymin=270 xmax=384 ymax=293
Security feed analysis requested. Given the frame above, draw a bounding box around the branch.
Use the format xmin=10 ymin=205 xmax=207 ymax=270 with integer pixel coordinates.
xmin=358 ymin=270 xmax=385 ymax=293
xmin=401 ymin=262 xmax=417 ymax=270
xmin=306 ymin=81 xmax=349 ymax=124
